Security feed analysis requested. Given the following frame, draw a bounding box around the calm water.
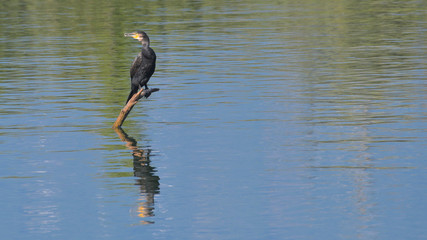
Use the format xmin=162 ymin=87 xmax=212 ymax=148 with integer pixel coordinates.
xmin=1 ymin=0 xmax=426 ymax=239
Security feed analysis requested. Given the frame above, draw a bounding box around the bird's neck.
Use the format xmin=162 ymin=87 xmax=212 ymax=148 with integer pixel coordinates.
xmin=141 ymin=42 xmax=149 ymax=49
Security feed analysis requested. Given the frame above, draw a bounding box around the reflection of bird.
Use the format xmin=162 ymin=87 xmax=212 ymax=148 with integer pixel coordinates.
xmin=113 ymin=127 xmax=160 ymax=223
xmin=124 ymin=31 xmax=156 ymax=103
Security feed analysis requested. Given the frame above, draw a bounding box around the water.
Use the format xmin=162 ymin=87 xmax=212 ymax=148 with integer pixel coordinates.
xmin=1 ymin=0 xmax=426 ymax=239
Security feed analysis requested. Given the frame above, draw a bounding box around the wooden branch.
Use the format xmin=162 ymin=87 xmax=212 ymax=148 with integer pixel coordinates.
xmin=113 ymin=88 xmax=159 ymax=128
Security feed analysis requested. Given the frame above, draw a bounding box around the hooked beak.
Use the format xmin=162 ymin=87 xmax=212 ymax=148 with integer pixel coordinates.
xmin=124 ymin=32 xmax=139 ymax=40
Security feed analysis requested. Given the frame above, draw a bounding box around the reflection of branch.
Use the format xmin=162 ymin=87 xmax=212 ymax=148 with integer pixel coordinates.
xmin=113 ymin=88 xmax=159 ymax=128
xmin=114 ymin=127 xmax=160 ymax=223
xmin=114 ymin=126 xmax=138 ymax=151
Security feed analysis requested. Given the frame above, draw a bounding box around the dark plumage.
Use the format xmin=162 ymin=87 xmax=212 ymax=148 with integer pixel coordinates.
xmin=124 ymin=31 xmax=156 ymax=103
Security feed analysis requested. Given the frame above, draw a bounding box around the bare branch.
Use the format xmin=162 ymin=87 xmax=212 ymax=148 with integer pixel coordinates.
xmin=113 ymin=88 xmax=159 ymax=128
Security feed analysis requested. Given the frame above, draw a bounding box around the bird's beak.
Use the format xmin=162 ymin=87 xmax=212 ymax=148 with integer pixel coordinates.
xmin=124 ymin=32 xmax=139 ymax=39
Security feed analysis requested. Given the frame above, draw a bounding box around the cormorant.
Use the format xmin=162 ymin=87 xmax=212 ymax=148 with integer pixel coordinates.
xmin=124 ymin=31 xmax=156 ymax=103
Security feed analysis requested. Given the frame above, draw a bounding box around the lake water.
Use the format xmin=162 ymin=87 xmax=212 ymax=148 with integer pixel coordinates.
xmin=1 ymin=0 xmax=426 ymax=239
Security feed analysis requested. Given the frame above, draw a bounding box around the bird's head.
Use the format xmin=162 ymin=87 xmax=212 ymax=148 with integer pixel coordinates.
xmin=124 ymin=31 xmax=150 ymax=46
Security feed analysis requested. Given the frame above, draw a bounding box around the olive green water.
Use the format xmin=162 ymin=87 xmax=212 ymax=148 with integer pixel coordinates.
xmin=1 ymin=0 xmax=426 ymax=239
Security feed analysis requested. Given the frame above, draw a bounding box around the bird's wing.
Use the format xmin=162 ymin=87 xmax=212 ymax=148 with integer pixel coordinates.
xmin=146 ymin=48 xmax=156 ymax=77
xmin=130 ymin=53 xmax=143 ymax=79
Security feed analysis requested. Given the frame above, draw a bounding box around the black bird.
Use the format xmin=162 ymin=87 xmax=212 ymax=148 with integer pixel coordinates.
xmin=124 ymin=31 xmax=156 ymax=103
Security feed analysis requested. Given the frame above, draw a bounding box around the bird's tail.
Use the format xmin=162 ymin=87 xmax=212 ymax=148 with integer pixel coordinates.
xmin=126 ymin=88 xmax=138 ymax=104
